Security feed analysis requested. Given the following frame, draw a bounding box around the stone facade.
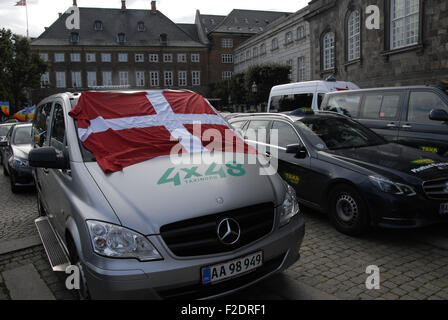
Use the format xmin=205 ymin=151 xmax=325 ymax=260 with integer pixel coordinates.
xmin=234 ymin=8 xmax=312 ymax=83
xmin=305 ymin=0 xmax=448 ymax=88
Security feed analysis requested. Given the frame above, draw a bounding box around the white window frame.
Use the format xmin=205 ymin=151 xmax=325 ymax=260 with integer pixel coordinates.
xmin=55 ymin=53 xmax=65 ymax=62
xmin=271 ymin=38 xmax=278 ymax=50
xmin=163 ymin=54 xmax=173 ymax=63
xmin=86 ymin=53 xmax=96 ymax=63
xmin=71 ymin=71 xmax=82 ymax=88
xmin=191 ymin=53 xmax=200 ymax=63
xmin=70 ymin=53 xmax=81 ymax=62
xmin=390 ymin=0 xmax=420 ymax=49
xmin=101 ymin=53 xmax=111 ymax=62
xmin=149 ymin=54 xmax=159 ymax=63
xmin=347 ymin=10 xmax=361 ymax=61
xmin=221 ymin=54 xmax=233 ymax=64
xmin=222 ymin=71 xmax=233 ymax=80
xmin=102 ymin=71 xmax=112 ymax=86
xmin=87 ymin=72 xmax=97 ymax=87
xmin=40 ymin=72 xmax=50 ymax=87
xmin=192 ymin=71 xmax=200 ymax=86
xmin=178 ymin=71 xmax=187 ymax=87
xmin=297 ymin=26 xmax=305 ymax=39
xmin=285 ymin=31 xmax=293 ymax=44
xmin=118 ymin=53 xmax=128 ymax=62
xmin=39 ymin=53 xmax=48 ymax=62
xmin=136 ymin=71 xmax=145 ymax=87
xmin=221 ymin=38 xmax=233 ymax=48
xmin=164 ymin=71 xmax=173 ymax=87
xmin=150 ymin=71 xmax=159 ymax=87
xmin=135 ymin=54 xmax=144 ymax=63
xmin=323 ymin=32 xmax=335 ymax=70
xmin=56 ymin=72 xmax=66 ymax=88
xmin=119 ymin=71 xmax=129 ymax=86
xmin=298 ymin=56 xmax=305 ymax=82
xmin=177 ymin=53 xmax=187 ymax=63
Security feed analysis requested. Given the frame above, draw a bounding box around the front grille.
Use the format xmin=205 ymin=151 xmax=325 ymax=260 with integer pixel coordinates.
xmin=423 ymin=177 xmax=448 ymax=200
xmin=157 ymin=253 xmax=285 ymax=300
xmin=160 ymin=202 xmax=275 ymax=257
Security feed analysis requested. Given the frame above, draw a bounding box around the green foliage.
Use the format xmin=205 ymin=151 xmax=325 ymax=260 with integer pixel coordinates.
xmin=0 ymin=28 xmax=47 ymax=114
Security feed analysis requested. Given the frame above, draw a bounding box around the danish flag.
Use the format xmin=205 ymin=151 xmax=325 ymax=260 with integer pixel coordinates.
xmin=14 ymin=0 xmax=26 ymax=6
xmin=69 ymin=90 xmax=255 ymax=173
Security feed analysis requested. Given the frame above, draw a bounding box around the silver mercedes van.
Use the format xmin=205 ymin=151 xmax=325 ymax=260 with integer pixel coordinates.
xmin=29 ymin=91 xmax=305 ymax=299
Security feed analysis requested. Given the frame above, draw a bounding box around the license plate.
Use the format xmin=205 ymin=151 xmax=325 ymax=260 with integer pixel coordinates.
xmin=440 ymin=203 xmax=448 ymax=215
xmin=201 ymin=251 xmax=263 ymax=284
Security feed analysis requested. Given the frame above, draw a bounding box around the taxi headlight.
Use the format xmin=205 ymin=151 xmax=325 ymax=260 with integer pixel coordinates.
xmin=280 ymin=183 xmax=300 ymax=227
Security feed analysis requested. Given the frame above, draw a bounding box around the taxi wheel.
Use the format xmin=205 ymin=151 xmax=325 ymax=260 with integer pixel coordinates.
xmin=67 ymin=236 xmax=91 ymax=300
xmin=329 ymin=184 xmax=369 ymax=236
xmin=9 ymin=171 xmax=19 ymax=194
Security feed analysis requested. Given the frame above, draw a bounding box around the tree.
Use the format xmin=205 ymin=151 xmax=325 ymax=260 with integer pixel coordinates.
xmin=245 ymin=64 xmax=290 ymax=105
xmin=0 ymin=28 xmax=47 ymax=114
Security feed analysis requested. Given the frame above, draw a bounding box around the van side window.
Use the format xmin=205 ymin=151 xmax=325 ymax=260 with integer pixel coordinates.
xmin=408 ymin=91 xmax=448 ymax=124
xmin=270 ymin=121 xmax=299 ymax=148
xmin=50 ymin=104 xmax=66 ymax=151
xmin=246 ymin=120 xmax=270 ymax=143
xmin=325 ymin=94 xmax=361 ymax=117
xmin=361 ymin=94 xmax=400 ymax=120
xmin=33 ymin=103 xmax=52 ymax=147
xmin=270 ymin=94 xmax=313 ymax=112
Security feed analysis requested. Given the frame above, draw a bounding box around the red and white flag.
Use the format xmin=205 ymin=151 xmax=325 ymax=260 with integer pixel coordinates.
xmin=15 ymin=0 xmax=26 ymax=6
xmin=69 ymin=90 xmax=255 ymax=173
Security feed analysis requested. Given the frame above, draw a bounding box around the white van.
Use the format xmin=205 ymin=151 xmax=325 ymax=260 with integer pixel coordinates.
xmin=267 ymin=79 xmax=359 ymax=113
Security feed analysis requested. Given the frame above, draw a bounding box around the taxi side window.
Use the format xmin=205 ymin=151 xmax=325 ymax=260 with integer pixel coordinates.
xmin=246 ymin=120 xmax=270 ymax=143
xmin=49 ymin=104 xmax=66 ymax=151
xmin=408 ymin=91 xmax=448 ymax=124
xmin=270 ymin=121 xmax=299 ymax=148
xmin=33 ymin=103 xmax=52 ymax=147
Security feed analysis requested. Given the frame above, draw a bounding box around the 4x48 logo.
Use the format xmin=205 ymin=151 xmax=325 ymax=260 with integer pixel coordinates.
xmin=157 ymin=162 xmax=246 ymax=186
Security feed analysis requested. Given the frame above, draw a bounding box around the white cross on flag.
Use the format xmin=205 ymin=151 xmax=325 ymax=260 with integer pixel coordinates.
xmin=69 ymin=90 xmax=255 ymax=173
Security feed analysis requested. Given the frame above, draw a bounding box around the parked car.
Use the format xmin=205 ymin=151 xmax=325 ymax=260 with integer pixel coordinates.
xmin=0 ymin=123 xmax=34 ymax=193
xmin=227 ymin=112 xmax=448 ymax=236
xmin=267 ymin=78 xmax=359 ymax=113
xmin=320 ymin=86 xmax=448 ymax=157
xmin=29 ymin=91 xmax=305 ymax=299
xmin=0 ymin=122 xmax=15 ymax=164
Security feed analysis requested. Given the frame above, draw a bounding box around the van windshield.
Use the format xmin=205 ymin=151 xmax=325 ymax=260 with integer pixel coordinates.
xmin=270 ymin=93 xmax=314 ymax=113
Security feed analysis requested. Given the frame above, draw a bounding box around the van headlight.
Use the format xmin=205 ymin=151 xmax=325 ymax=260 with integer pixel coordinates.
xmin=279 ymin=184 xmax=300 ymax=227
xmin=13 ymin=157 xmax=29 ymax=167
xmin=368 ymin=176 xmax=416 ymax=196
xmin=86 ymin=220 xmax=162 ymax=261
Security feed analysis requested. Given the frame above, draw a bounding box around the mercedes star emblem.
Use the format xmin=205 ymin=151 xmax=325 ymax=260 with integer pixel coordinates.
xmin=217 ymin=217 xmax=241 ymax=245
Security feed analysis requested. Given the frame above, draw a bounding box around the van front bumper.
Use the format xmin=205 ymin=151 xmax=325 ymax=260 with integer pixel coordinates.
xmin=83 ymin=214 xmax=305 ymax=300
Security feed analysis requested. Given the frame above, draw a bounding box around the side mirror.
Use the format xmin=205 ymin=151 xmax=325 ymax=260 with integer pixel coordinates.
xmin=286 ymin=143 xmax=307 ymax=159
xmin=29 ymin=147 xmax=70 ymax=169
xmin=429 ymin=109 xmax=448 ymax=122
xmin=0 ymin=140 xmax=7 ymax=147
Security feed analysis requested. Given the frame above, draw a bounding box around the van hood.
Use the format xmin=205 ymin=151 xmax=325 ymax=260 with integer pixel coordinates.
xmin=84 ymin=153 xmax=283 ymax=235
xmin=12 ymin=144 xmax=32 ymax=159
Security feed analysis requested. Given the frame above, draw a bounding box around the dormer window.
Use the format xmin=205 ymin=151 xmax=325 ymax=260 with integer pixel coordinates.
xmin=137 ymin=21 xmax=145 ymax=32
xmin=94 ymin=20 xmax=103 ymax=31
xmin=160 ymin=33 xmax=167 ymax=45
xmin=117 ymin=33 xmax=126 ymax=44
xmin=70 ymin=32 xmax=79 ymax=44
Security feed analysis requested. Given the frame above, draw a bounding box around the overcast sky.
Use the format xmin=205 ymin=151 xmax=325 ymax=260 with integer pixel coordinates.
xmin=0 ymin=0 xmax=309 ymax=38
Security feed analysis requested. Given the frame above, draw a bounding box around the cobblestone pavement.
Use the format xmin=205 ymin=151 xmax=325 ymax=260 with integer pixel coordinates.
xmin=1 ymin=168 xmax=448 ymax=300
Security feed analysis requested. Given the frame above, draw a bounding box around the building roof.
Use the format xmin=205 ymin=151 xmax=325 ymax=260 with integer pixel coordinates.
xmin=201 ymin=9 xmax=291 ymax=35
xmin=32 ymin=7 xmax=206 ymax=48
xmin=199 ymin=14 xmax=226 ymax=33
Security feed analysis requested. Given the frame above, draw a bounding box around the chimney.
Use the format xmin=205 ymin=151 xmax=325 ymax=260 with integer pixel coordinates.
xmin=121 ymin=0 xmax=126 ymax=11
xmin=151 ymin=1 xmax=156 ymax=12
xmin=73 ymin=0 xmax=77 ymax=6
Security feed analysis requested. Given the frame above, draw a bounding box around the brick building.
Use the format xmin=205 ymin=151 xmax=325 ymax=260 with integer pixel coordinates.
xmin=31 ymin=1 xmax=209 ymax=102
xmin=304 ymin=0 xmax=448 ymax=87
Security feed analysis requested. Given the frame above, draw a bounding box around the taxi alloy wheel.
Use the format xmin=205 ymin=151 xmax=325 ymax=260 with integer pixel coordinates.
xmin=329 ymin=184 xmax=369 ymax=236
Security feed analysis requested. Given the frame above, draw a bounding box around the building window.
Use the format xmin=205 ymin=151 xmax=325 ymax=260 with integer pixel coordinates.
xmin=298 ymin=56 xmax=305 ymax=82
xmin=56 ymin=72 xmax=66 ymax=88
xmin=222 ymin=54 xmax=233 ymax=64
xmin=322 ymin=32 xmax=335 ymax=70
xmin=191 ymin=53 xmax=200 ymax=63
xmin=70 ymin=32 xmax=79 ymax=44
xmin=150 ymin=71 xmax=159 ymax=87
xmin=117 ymin=33 xmax=126 ymax=44
xmin=87 ymin=72 xmax=97 ymax=87
xmin=119 ymin=71 xmax=129 ymax=86
xmin=101 ymin=53 xmax=111 ymax=62
xmin=86 ymin=53 xmax=96 ymax=62
xmin=286 ymin=59 xmax=293 ymax=80
xmin=94 ymin=20 xmax=103 ymax=31
xmin=192 ymin=71 xmax=200 ymax=86
xmin=137 ymin=22 xmax=145 ymax=32
xmin=348 ymin=10 xmax=361 ymax=61
xmin=297 ymin=26 xmax=305 ymax=39
xmin=285 ymin=31 xmax=293 ymax=44
xmin=163 ymin=54 xmax=173 ymax=63
xmin=240 ymin=53 xmax=244 ymax=63
xmin=39 ymin=53 xmax=48 ymax=62
xmin=390 ymin=0 xmax=419 ymax=49
xmin=118 ymin=53 xmax=128 ymax=62
xmin=177 ymin=53 xmax=187 ymax=63
xmin=271 ymin=38 xmax=278 ymax=50
xmin=178 ymin=71 xmax=187 ymax=86
xmin=70 ymin=53 xmax=81 ymax=62
xmin=135 ymin=54 xmax=144 ymax=62
xmin=222 ymin=71 xmax=233 ymax=80
xmin=149 ymin=54 xmax=159 ymax=62
xmin=164 ymin=71 xmax=173 ymax=86
xmin=55 ymin=53 xmax=65 ymax=62
xmin=102 ymin=71 xmax=112 ymax=86
xmin=253 ymin=47 xmax=258 ymax=57
xmin=71 ymin=71 xmax=82 ymax=88
xmin=260 ymin=43 xmax=266 ymax=55
xmin=136 ymin=71 xmax=145 ymax=87
xmin=40 ymin=72 xmax=50 ymax=87
xmin=221 ymin=38 xmax=233 ymax=48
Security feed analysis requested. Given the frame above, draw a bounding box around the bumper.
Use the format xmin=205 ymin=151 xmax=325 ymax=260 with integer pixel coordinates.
xmin=11 ymin=166 xmax=34 ymax=186
xmin=364 ymin=190 xmax=448 ymax=228
xmin=83 ymin=214 xmax=305 ymax=300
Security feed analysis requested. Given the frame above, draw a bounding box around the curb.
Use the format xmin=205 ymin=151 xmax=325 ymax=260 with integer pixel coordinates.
xmin=0 ymin=236 xmax=42 ymax=255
